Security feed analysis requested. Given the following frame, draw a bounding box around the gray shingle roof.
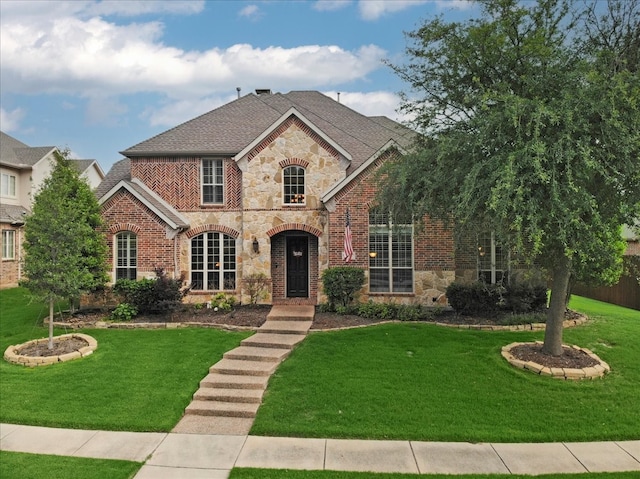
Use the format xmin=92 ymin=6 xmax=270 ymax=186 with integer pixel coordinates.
xmin=121 ymin=91 xmax=415 ymax=175
xmin=96 ymin=158 xmax=131 ymax=199
xmin=0 ymin=204 xmax=29 ymax=224
xmin=1 ymin=131 xmax=55 ymax=168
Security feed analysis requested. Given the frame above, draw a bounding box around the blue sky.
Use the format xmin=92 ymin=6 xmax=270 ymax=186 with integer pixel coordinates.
xmin=0 ymin=0 xmax=478 ymax=174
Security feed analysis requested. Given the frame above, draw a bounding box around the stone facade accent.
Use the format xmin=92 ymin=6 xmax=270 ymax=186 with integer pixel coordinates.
xmin=102 ymin=115 xmax=462 ymax=305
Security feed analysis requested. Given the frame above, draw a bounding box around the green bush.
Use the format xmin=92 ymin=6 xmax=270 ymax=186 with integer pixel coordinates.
xmin=321 ymin=267 xmax=365 ymax=309
xmin=110 ymin=303 xmax=138 ymax=321
xmin=210 ymin=292 xmax=236 ymax=312
xmin=114 ymin=268 xmax=186 ymax=314
xmin=504 ymin=283 xmax=548 ymax=313
xmin=447 ymin=281 xmax=548 ymax=316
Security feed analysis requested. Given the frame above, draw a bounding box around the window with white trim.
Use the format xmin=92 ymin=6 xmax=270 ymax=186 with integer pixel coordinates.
xmin=115 ymin=232 xmax=137 ymax=280
xmin=368 ymin=210 xmax=413 ymax=293
xmin=202 ymin=159 xmax=224 ymax=204
xmin=2 ymin=230 xmax=15 ymax=260
xmin=1 ymin=173 xmax=16 ymax=197
xmin=477 ymin=232 xmax=509 ymax=284
xmin=191 ymin=232 xmax=236 ymax=290
xmin=283 ymin=166 xmax=305 ymax=204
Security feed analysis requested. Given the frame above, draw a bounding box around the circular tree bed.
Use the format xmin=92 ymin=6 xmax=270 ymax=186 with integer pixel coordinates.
xmin=4 ymin=333 xmax=98 ymax=367
xmin=502 ymin=341 xmax=610 ymax=379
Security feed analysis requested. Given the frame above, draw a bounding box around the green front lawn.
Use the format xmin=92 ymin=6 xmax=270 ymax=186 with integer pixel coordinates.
xmin=0 ymin=288 xmax=252 ymax=431
xmin=251 ymin=296 xmax=640 ymax=442
xmin=0 ymin=451 xmax=140 ymax=479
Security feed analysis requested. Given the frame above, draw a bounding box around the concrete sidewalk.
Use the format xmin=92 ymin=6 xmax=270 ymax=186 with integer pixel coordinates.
xmin=2 ymin=423 xmax=639 ymax=478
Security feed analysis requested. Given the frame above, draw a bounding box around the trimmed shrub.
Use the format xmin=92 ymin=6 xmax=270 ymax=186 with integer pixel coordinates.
xmin=447 ymin=281 xmax=548 ymax=315
xmin=446 ymin=282 xmax=501 ymax=316
xmin=321 ymin=267 xmax=365 ymax=309
xmin=114 ymin=268 xmax=186 ymax=314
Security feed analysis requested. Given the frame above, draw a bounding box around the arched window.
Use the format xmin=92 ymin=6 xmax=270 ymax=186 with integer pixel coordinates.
xmin=191 ymin=232 xmax=236 ymax=290
xmin=283 ymin=166 xmax=305 ymax=204
xmin=115 ymin=231 xmax=137 ymax=280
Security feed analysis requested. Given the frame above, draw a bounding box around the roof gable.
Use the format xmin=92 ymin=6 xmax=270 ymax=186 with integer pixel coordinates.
xmin=120 ymin=91 xmax=415 ymax=176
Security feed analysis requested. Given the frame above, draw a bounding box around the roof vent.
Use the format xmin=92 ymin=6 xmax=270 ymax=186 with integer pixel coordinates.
xmin=255 ymin=89 xmax=272 ymax=95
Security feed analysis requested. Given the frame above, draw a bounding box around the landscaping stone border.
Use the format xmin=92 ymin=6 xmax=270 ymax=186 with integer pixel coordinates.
xmin=501 ymin=341 xmax=610 ymax=380
xmin=4 ymin=333 xmax=98 ymax=367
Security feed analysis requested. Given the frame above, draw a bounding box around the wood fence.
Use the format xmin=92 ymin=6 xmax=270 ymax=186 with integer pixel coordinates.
xmin=572 ymin=257 xmax=640 ymax=311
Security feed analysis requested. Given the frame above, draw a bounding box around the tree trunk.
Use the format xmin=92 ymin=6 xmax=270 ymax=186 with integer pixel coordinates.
xmin=543 ymin=254 xmax=572 ymax=356
xmin=48 ymin=298 xmax=54 ymax=350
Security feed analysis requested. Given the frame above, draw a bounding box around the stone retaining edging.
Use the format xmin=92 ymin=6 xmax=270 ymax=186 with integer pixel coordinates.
xmin=501 ymin=340 xmax=610 ymax=380
xmin=4 ymin=333 xmax=98 ymax=367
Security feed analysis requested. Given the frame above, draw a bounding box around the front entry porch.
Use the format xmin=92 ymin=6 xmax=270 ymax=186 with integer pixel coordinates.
xmin=269 ymin=230 xmax=319 ymax=305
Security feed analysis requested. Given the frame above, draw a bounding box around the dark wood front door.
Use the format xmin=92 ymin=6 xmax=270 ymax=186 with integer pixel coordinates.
xmin=286 ymin=236 xmax=309 ymax=297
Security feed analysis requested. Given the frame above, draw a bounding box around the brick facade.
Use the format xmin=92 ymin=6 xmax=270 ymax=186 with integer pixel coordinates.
xmin=101 ymin=112 xmax=461 ymax=305
xmin=1 ymin=224 xmax=22 ymax=288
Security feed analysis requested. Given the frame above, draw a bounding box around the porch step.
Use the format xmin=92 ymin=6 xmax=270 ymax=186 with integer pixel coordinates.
xmin=258 ymin=320 xmax=313 ymax=335
xmin=200 ymin=373 xmax=269 ymax=390
xmin=267 ymin=305 xmax=315 ymax=321
xmin=193 ymin=387 xmax=263 ymax=403
xmin=224 ymin=346 xmax=291 ymax=362
xmin=241 ymin=333 xmax=307 ymax=350
xmin=210 ymin=358 xmax=277 ymax=376
xmin=185 ymin=400 xmax=260 ymax=418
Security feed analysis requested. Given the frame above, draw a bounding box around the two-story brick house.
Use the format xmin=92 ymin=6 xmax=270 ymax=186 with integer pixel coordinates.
xmin=97 ymin=90 xmax=490 ymax=305
xmin=1 ymin=131 xmax=105 ymax=288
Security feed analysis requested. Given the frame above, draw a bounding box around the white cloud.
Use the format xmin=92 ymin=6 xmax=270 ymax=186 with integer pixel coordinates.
xmin=357 ymin=0 xmax=473 ymax=20
xmin=358 ymin=0 xmax=429 ymax=20
xmin=0 ymin=9 xmax=386 ymax=99
xmin=325 ymin=90 xmax=414 ymax=124
xmin=313 ymin=0 xmax=352 ymax=12
xmin=0 ymin=107 xmax=25 ymax=131
xmin=238 ymin=4 xmax=262 ymax=20
xmin=142 ymin=95 xmax=233 ymax=127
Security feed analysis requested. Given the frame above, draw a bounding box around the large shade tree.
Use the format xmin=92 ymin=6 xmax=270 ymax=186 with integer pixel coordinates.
xmin=21 ymin=150 xmax=109 ymax=349
xmin=378 ymin=0 xmax=639 ymax=355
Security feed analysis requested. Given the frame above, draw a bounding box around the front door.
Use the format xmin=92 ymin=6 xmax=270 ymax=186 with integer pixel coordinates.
xmin=286 ymin=236 xmax=309 ymax=297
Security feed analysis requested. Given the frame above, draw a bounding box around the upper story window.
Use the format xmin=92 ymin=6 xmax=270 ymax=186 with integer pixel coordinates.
xmin=191 ymin=232 xmax=236 ymax=291
xmin=368 ymin=209 xmax=413 ymax=293
xmin=115 ymin=231 xmax=137 ymax=280
xmin=478 ymin=231 xmax=509 ymax=284
xmin=1 ymin=173 xmax=16 ymax=197
xmin=283 ymin=166 xmax=305 ymax=205
xmin=202 ymin=159 xmax=224 ymax=204
xmin=2 ymin=230 xmax=15 ymax=260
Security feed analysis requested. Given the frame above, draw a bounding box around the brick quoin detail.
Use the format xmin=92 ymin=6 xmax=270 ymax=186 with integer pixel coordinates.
xmin=246 ymin=117 xmax=341 ymax=163
xmin=279 ymin=158 xmax=309 ymax=169
xmin=185 ymin=224 xmax=240 ymax=239
xmin=266 ymin=223 xmax=323 ymax=238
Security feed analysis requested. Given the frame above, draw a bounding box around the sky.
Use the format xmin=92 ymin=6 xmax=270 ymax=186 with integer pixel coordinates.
xmin=0 ymin=0 xmax=478 ymax=174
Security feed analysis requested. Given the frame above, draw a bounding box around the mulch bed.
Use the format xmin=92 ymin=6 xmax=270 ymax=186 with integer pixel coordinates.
xmin=53 ymin=306 xmax=590 ymax=369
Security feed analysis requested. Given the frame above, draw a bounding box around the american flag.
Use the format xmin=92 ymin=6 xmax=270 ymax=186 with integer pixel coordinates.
xmin=342 ymin=208 xmax=355 ymax=263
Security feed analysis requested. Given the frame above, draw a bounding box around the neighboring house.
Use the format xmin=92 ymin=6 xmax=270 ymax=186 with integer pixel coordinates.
xmin=0 ymin=131 xmax=105 ymax=288
xmin=96 ymin=90 xmax=498 ymax=305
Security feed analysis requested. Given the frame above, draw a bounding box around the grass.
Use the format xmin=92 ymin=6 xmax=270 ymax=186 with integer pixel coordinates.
xmin=230 ymin=471 xmax=640 ymax=479
xmin=0 ymin=451 xmax=140 ymax=479
xmin=0 ymin=287 xmax=252 ymax=431
xmin=250 ymin=296 xmax=640 ymax=442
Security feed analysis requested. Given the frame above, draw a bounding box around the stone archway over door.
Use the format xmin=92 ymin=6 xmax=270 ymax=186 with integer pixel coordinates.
xmin=286 ymin=236 xmax=309 ymax=297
